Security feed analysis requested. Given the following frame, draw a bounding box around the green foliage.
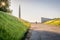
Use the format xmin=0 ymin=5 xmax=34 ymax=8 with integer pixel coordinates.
xmin=0 ymin=11 xmax=29 ymax=40
xmin=0 ymin=0 xmax=11 ymax=13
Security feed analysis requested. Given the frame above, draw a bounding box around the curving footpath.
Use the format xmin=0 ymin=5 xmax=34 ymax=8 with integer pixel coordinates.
xmin=29 ymin=23 xmax=60 ymax=40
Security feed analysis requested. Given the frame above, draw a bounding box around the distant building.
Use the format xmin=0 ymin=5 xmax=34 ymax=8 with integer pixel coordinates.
xmin=41 ymin=17 xmax=52 ymax=23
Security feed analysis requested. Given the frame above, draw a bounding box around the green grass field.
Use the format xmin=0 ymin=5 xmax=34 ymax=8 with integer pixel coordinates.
xmin=0 ymin=11 xmax=30 ymax=40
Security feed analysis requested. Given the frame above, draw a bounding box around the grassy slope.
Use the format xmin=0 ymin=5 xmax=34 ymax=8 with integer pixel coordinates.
xmin=44 ymin=18 xmax=60 ymax=26
xmin=20 ymin=19 xmax=30 ymax=27
xmin=0 ymin=11 xmax=29 ymax=40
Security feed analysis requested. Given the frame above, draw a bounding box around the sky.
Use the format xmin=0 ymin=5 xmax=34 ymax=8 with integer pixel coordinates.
xmin=10 ymin=0 xmax=60 ymax=22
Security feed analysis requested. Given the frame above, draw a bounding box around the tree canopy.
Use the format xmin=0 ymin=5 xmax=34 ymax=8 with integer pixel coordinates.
xmin=0 ymin=0 xmax=11 ymax=13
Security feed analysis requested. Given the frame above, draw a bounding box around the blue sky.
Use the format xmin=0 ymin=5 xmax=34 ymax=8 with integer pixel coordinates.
xmin=10 ymin=0 xmax=60 ymax=22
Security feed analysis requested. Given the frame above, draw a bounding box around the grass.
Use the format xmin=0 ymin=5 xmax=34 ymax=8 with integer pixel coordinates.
xmin=20 ymin=19 xmax=30 ymax=27
xmin=44 ymin=18 xmax=60 ymax=26
xmin=0 ymin=11 xmax=30 ymax=40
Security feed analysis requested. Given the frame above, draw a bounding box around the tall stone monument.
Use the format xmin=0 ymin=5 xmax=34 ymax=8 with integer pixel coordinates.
xmin=19 ymin=5 xmax=21 ymax=18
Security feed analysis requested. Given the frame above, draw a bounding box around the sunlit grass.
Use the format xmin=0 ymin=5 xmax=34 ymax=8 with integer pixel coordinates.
xmin=0 ymin=11 xmax=30 ymax=40
xmin=20 ymin=19 xmax=30 ymax=27
xmin=44 ymin=18 xmax=60 ymax=26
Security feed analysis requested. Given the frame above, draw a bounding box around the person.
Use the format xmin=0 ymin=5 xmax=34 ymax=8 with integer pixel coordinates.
xmin=35 ymin=21 xmax=37 ymax=24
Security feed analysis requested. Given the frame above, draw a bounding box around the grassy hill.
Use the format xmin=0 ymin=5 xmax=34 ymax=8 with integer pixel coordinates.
xmin=20 ymin=19 xmax=30 ymax=27
xmin=44 ymin=18 xmax=60 ymax=26
xmin=0 ymin=11 xmax=30 ymax=40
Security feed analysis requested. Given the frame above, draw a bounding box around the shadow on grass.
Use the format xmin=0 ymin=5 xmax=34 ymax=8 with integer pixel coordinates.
xmin=21 ymin=29 xmax=29 ymax=40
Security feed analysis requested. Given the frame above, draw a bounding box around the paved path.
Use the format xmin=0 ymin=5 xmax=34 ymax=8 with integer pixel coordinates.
xmin=30 ymin=23 xmax=60 ymax=40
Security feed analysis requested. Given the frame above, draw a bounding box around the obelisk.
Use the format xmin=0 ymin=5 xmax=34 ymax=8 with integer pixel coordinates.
xmin=19 ymin=5 xmax=21 ymax=18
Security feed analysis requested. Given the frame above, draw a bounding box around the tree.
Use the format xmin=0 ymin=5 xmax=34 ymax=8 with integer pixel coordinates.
xmin=0 ymin=0 xmax=11 ymax=13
